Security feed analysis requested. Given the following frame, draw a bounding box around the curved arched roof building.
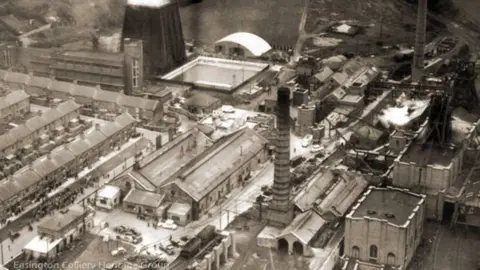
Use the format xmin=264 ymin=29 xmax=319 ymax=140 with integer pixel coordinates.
xmin=215 ymin=32 xmax=272 ymax=57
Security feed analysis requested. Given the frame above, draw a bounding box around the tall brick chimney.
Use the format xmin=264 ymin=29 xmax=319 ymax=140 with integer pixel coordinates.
xmin=412 ymin=0 xmax=428 ymax=82
xmin=267 ymin=87 xmax=294 ymax=227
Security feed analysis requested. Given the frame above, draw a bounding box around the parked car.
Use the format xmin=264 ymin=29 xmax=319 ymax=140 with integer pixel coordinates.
xmin=111 ymin=247 xmax=127 ymax=256
xmin=310 ymin=144 xmax=323 ymax=153
xmin=159 ymin=219 xmax=178 ymax=230
xmin=302 ymin=134 xmax=313 ymax=147
xmin=114 ymin=226 xmax=127 ymax=233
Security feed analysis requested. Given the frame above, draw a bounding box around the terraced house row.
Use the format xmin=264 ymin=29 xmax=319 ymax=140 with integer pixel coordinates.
xmin=0 ymin=99 xmax=81 ymax=156
xmin=0 ymin=70 xmax=162 ymax=123
xmin=0 ymin=90 xmax=30 ymax=121
xmin=0 ymin=113 xmax=137 ymax=218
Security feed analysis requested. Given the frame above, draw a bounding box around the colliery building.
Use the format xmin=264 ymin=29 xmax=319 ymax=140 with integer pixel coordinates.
xmin=0 ymin=90 xmax=30 ymax=121
xmin=120 ymin=127 xmax=270 ymax=222
xmin=341 ymin=186 xmax=426 ymax=270
xmin=0 ymin=70 xmax=163 ymax=124
xmin=0 ymin=113 xmax=136 ymax=219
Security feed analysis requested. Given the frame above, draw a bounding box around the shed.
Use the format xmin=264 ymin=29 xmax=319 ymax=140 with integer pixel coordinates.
xmin=123 ymin=189 xmax=165 ymax=217
xmin=96 ymin=185 xmax=121 ymax=210
xmin=167 ymin=202 xmax=192 ymax=226
xmin=184 ymin=93 xmax=221 ymax=114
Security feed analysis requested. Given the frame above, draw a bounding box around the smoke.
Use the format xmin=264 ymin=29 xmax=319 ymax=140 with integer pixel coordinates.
xmin=127 ymin=0 xmax=170 ymax=7
xmin=379 ymin=93 xmax=429 ymax=127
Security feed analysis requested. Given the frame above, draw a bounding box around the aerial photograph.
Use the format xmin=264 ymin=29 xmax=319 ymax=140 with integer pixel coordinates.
xmin=0 ymin=0 xmax=478 ymax=269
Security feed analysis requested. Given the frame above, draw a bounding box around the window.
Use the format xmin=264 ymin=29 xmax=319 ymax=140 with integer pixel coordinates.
xmin=369 ymin=245 xmax=378 ymax=262
xmin=171 ymin=216 xmax=180 ymax=221
xmin=132 ymin=58 xmax=139 ymax=88
xmin=352 ymin=246 xmax=360 ymax=258
xmin=99 ymin=199 xmax=107 ymax=205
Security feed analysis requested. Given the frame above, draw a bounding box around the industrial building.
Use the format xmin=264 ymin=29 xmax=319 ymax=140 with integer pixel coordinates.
xmin=120 ymin=126 xmax=269 ymax=222
xmin=0 ymin=113 xmax=137 ymax=219
xmin=23 ymin=204 xmax=94 ymax=260
xmin=0 ymin=90 xmax=30 ymax=122
xmin=214 ymin=32 xmax=273 ymax=58
xmin=0 ymin=38 xmax=144 ymax=92
xmin=341 ymin=186 xmax=426 ymax=270
xmin=122 ymin=0 xmax=186 ymax=75
xmin=0 ymin=70 xmax=163 ymax=124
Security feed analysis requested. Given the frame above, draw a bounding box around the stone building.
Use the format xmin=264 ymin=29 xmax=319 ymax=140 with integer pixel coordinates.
xmin=342 ymin=186 xmax=426 ymax=270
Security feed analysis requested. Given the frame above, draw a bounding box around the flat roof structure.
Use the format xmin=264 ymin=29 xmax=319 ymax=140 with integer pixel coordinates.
xmin=24 ymin=235 xmax=62 ymax=254
xmin=161 ymin=56 xmax=269 ymax=92
xmin=400 ymin=144 xmax=458 ymax=167
xmin=348 ymin=186 xmax=425 ymax=227
xmin=97 ymin=185 xmax=121 ymax=199
xmin=38 ymin=205 xmax=87 ymax=233
xmin=168 ymin=202 xmax=192 ymax=216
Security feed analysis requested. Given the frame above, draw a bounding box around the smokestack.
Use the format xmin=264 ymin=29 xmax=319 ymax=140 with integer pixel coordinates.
xmin=412 ymin=0 xmax=428 ymax=82
xmin=122 ymin=0 xmax=186 ymax=76
xmin=267 ymin=87 xmax=294 ymax=227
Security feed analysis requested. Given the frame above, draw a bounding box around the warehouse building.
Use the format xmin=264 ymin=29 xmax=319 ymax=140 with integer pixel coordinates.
xmin=124 ymin=127 xmax=269 ymax=222
xmin=0 ymin=113 xmax=136 ymax=219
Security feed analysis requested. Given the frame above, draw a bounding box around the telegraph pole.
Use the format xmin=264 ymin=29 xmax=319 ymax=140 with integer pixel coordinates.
xmin=1 ymin=240 xmax=4 ymax=265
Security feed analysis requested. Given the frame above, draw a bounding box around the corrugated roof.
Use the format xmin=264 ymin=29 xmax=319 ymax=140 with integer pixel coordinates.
xmin=176 ymin=128 xmax=268 ymax=201
xmin=294 ymin=170 xmax=336 ymax=212
xmin=278 ymin=210 xmax=325 ymax=245
xmin=123 ymin=189 xmax=164 ymax=208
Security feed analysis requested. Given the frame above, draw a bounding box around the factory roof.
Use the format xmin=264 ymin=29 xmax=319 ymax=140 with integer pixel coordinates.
xmin=38 ymin=205 xmax=88 ymax=232
xmin=59 ymin=51 xmax=124 ymax=65
xmin=175 ymin=128 xmax=268 ymax=201
xmin=93 ymin=137 xmax=150 ymax=177
xmin=184 ymin=93 xmax=219 ymax=108
xmin=400 ymin=143 xmax=459 ymax=167
xmin=314 ymin=66 xmax=334 ymax=83
xmin=351 ymin=125 xmax=384 ymax=142
xmin=216 ymin=32 xmax=272 ymax=57
xmin=0 ymin=113 xmax=135 ymax=202
xmin=0 ymin=100 xmax=80 ymax=151
xmin=347 ymin=186 xmax=425 ymax=227
xmin=294 ymin=169 xmax=368 ymax=218
xmin=123 ymin=189 xmax=164 ymax=208
xmin=139 ymin=127 xmax=212 ymax=187
xmin=278 ymin=210 xmax=326 ymax=245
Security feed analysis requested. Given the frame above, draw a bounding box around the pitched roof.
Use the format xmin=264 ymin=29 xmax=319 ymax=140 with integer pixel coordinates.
xmin=175 ymin=128 xmax=268 ymax=201
xmin=123 ymin=189 xmax=164 ymax=208
xmin=278 ymin=210 xmax=326 ymax=245
xmin=185 ymin=93 xmax=219 ymax=108
xmin=4 ymin=90 xmax=29 ymax=105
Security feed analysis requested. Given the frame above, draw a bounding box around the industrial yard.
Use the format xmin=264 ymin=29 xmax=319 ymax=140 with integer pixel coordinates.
xmin=0 ymin=0 xmax=477 ymax=270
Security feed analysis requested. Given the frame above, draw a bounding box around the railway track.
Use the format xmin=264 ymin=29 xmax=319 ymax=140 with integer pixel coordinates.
xmin=169 ymin=256 xmax=191 ymax=270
